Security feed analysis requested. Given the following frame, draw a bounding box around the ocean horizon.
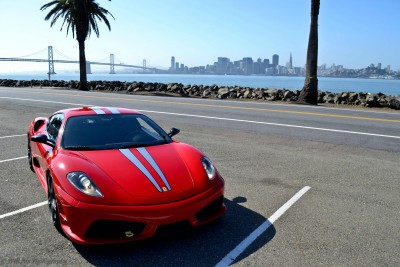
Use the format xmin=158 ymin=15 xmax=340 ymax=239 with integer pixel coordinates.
xmin=1 ymin=73 xmax=399 ymax=96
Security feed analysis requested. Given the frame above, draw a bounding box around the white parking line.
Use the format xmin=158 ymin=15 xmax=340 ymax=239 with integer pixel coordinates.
xmin=0 ymin=134 xmax=26 ymax=139
xmin=0 ymin=156 xmax=27 ymax=163
xmin=1 ymin=96 xmax=399 ymax=139
xmin=0 ymin=201 xmax=47 ymax=220
xmin=216 ymin=186 xmax=311 ymax=267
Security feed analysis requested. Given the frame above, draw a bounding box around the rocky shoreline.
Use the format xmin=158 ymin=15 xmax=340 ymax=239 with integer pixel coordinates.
xmin=1 ymin=78 xmax=399 ymax=110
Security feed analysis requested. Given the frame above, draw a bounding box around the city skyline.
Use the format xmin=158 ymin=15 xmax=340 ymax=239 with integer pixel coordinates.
xmin=169 ymin=53 xmax=397 ymax=77
xmin=0 ymin=0 xmax=399 ymax=73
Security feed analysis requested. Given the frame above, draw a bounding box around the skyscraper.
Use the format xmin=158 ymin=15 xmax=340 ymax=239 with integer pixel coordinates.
xmin=242 ymin=57 xmax=254 ymax=75
xmin=289 ymin=53 xmax=293 ymax=69
xmin=217 ymin=57 xmax=230 ymax=74
xmin=272 ymin=54 xmax=279 ymax=67
xmin=171 ymin=56 xmax=175 ymax=71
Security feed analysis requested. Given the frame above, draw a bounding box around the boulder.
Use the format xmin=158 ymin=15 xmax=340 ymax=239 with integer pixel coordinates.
xmin=283 ymin=90 xmax=294 ymax=100
xmin=202 ymin=88 xmax=211 ymax=97
xmin=243 ymin=89 xmax=251 ymax=98
xmin=217 ymin=87 xmax=230 ymax=98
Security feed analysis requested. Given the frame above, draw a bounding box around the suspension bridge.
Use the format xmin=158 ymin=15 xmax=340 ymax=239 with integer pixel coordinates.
xmin=0 ymin=46 xmax=167 ymax=80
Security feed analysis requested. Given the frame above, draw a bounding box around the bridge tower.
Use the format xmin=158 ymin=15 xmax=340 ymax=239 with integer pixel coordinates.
xmin=86 ymin=61 xmax=92 ymax=74
xmin=143 ymin=59 xmax=146 ymax=73
xmin=47 ymin=46 xmax=56 ymax=81
xmin=110 ymin=54 xmax=115 ymax=74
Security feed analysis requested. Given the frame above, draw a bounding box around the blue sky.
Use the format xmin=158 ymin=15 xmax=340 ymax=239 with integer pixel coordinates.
xmin=0 ymin=0 xmax=399 ymax=73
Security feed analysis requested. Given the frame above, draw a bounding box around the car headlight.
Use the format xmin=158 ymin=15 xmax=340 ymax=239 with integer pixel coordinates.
xmin=201 ymin=156 xmax=216 ymax=180
xmin=66 ymin=172 xmax=103 ymax=197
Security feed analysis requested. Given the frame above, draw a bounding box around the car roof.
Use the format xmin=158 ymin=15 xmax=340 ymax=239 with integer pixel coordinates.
xmin=59 ymin=106 xmax=142 ymax=118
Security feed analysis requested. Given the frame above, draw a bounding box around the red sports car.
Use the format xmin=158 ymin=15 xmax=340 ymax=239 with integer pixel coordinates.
xmin=27 ymin=106 xmax=226 ymax=244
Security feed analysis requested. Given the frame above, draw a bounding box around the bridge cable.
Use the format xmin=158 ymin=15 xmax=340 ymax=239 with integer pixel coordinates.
xmin=53 ymin=48 xmax=76 ymax=61
xmin=10 ymin=48 xmax=47 ymax=58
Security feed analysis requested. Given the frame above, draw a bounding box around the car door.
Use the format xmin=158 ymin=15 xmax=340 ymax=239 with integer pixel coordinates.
xmin=34 ymin=113 xmax=65 ymax=179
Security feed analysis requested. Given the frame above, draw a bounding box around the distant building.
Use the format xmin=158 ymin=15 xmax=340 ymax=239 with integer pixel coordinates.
xmin=171 ymin=56 xmax=175 ymax=71
xmin=265 ymin=67 xmax=274 ymax=75
xmin=242 ymin=57 xmax=254 ymax=75
xmin=272 ymin=54 xmax=279 ymax=67
xmin=253 ymin=58 xmax=263 ymax=74
xmin=217 ymin=57 xmax=230 ymax=74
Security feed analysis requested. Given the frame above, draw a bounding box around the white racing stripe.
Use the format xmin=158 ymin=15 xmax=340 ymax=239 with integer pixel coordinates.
xmin=90 ymin=106 xmax=120 ymax=114
xmin=120 ymin=148 xmax=163 ymax=192
xmin=137 ymin=147 xmax=171 ymax=191
xmin=215 ymin=186 xmax=311 ymax=267
xmin=106 ymin=107 xmax=120 ymax=114
xmin=90 ymin=107 xmax=106 ymax=114
xmin=0 ymin=201 xmax=47 ymax=220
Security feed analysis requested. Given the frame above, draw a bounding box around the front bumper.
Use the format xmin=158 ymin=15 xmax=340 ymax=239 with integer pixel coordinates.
xmin=55 ymin=179 xmax=226 ymax=244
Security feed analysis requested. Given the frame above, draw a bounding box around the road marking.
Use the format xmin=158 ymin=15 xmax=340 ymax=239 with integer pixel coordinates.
xmin=42 ymin=92 xmax=400 ymax=123
xmin=9 ymin=91 xmax=400 ymax=123
xmin=0 ymin=201 xmax=47 ymax=220
xmin=0 ymin=134 xmax=25 ymax=139
xmin=1 ymin=97 xmax=399 ymax=139
xmin=0 ymin=156 xmax=27 ymax=163
xmin=137 ymin=109 xmax=400 ymax=139
xmin=0 ymin=96 xmax=88 ymax=106
xmin=4 ymin=87 xmax=399 ymax=115
xmin=3 ymin=87 xmax=400 ymax=116
xmin=216 ymin=186 xmax=311 ymax=267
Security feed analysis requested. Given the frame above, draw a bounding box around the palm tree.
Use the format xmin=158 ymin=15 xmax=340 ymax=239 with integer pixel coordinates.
xmin=41 ymin=0 xmax=114 ymax=91
xmin=297 ymin=0 xmax=320 ymax=105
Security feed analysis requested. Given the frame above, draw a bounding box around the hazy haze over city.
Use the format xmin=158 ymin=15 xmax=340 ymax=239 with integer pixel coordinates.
xmin=0 ymin=0 xmax=399 ymax=73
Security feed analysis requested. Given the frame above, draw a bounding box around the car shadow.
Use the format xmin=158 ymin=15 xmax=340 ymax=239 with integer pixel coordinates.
xmin=73 ymin=197 xmax=276 ymax=266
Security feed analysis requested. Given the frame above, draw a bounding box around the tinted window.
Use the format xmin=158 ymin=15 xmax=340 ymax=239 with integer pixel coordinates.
xmin=61 ymin=114 xmax=171 ymax=150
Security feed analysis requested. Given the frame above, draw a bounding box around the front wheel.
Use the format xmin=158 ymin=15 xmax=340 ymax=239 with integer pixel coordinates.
xmin=47 ymin=175 xmax=61 ymax=232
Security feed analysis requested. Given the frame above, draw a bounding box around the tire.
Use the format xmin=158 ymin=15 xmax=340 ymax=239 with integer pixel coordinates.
xmin=27 ymin=142 xmax=34 ymax=172
xmin=47 ymin=175 xmax=62 ymax=232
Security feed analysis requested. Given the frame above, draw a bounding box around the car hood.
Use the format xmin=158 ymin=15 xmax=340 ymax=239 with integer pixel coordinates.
xmin=76 ymin=143 xmax=196 ymax=204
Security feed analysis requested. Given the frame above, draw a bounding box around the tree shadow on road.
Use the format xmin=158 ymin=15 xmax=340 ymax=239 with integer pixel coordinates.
xmin=74 ymin=197 xmax=276 ymax=266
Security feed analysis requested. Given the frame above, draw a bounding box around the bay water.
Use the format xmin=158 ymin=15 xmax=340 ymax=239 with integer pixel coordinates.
xmin=1 ymin=73 xmax=399 ymax=96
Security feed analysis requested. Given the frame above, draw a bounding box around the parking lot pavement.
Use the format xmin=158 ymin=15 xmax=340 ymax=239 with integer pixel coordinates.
xmin=1 ymin=91 xmax=399 ymax=266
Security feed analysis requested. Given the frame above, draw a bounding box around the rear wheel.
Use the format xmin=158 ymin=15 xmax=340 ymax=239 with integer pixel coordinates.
xmin=27 ymin=142 xmax=34 ymax=172
xmin=47 ymin=175 xmax=61 ymax=232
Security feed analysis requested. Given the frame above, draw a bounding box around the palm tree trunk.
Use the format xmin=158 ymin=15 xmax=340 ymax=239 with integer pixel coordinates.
xmin=297 ymin=0 xmax=320 ymax=105
xmin=78 ymin=39 xmax=88 ymax=91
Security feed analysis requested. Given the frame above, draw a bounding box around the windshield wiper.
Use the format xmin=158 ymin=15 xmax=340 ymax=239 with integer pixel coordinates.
xmin=63 ymin=145 xmax=97 ymax=151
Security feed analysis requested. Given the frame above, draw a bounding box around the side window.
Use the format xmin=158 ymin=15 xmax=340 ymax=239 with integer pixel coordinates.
xmin=47 ymin=113 xmax=64 ymax=142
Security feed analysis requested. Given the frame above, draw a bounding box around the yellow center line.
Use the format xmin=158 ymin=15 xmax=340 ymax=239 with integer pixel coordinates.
xmin=33 ymin=91 xmax=400 ymax=123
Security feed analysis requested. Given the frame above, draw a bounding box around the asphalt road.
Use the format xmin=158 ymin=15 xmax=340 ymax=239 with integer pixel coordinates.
xmin=0 ymin=87 xmax=399 ymax=266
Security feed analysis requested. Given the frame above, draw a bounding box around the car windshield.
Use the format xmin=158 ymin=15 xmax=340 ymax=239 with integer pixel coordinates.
xmin=61 ymin=114 xmax=171 ymax=150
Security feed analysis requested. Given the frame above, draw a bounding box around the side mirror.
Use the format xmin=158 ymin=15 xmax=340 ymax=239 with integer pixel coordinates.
xmin=31 ymin=134 xmax=56 ymax=147
xmin=168 ymin=127 xmax=180 ymax=137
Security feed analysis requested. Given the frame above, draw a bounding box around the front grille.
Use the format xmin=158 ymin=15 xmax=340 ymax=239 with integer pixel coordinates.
xmin=85 ymin=220 xmax=146 ymax=239
xmin=195 ymin=196 xmax=224 ymax=222
xmin=154 ymin=220 xmax=192 ymax=238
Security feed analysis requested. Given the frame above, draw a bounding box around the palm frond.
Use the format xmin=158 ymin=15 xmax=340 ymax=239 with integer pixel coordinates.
xmin=41 ymin=0 xmax=113 ymax=40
